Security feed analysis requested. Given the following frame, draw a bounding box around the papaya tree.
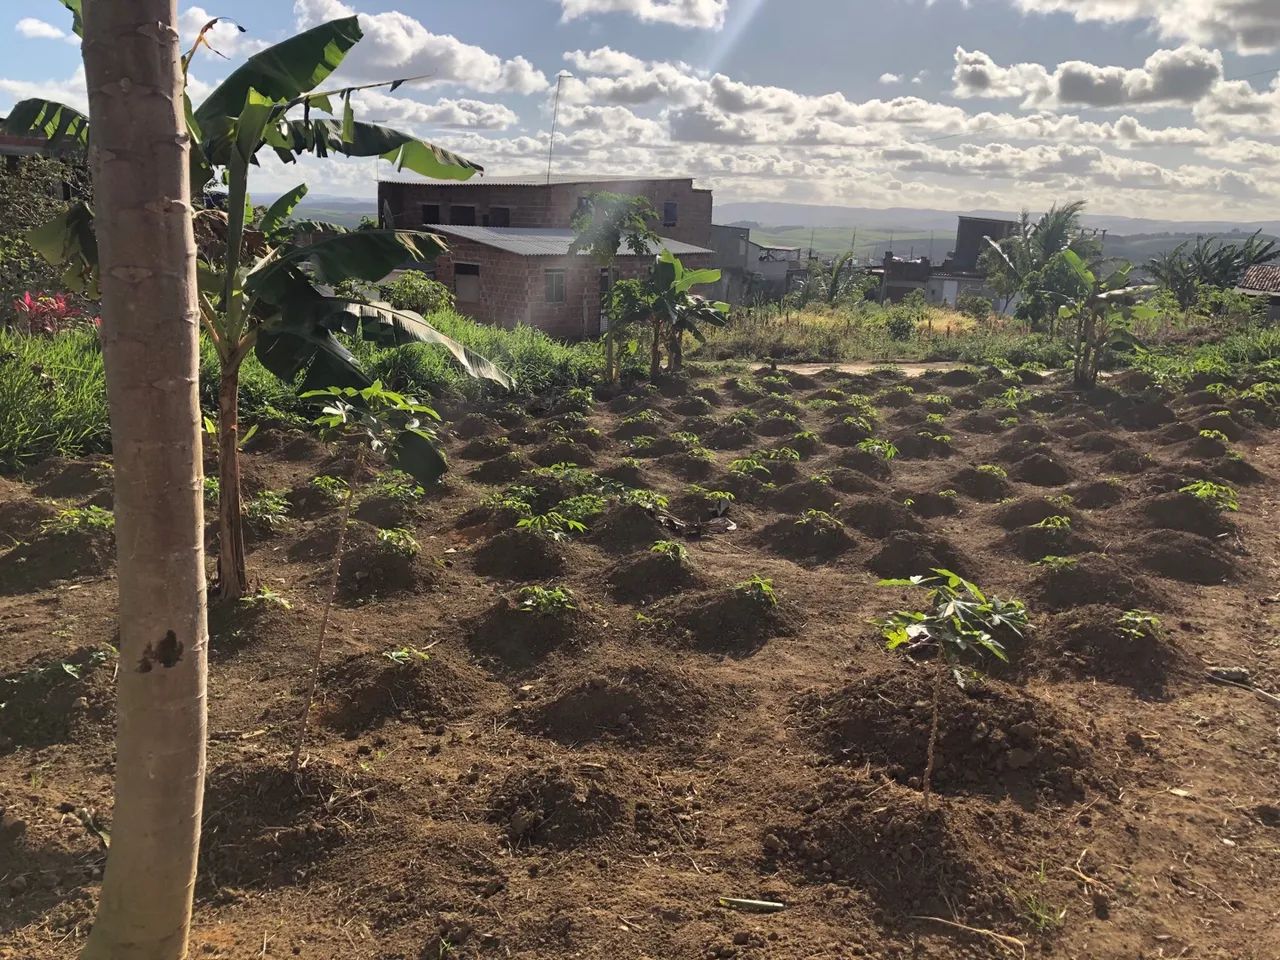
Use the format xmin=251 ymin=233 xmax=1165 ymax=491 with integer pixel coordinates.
xmin=6 ymin=11 xmax=513 ymax=598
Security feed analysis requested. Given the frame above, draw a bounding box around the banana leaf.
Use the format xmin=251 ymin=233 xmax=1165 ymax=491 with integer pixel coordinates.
xmin=1 ymin=98 xmax=89 ymax=149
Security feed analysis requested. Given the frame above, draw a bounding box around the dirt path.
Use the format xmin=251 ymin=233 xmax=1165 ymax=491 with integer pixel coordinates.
xmin=772 ymin=360 xmax=965 ymax=377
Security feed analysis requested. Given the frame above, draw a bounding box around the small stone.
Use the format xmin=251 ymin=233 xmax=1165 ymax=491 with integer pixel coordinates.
xmin=733 ymin=931 xmax=750 ymax=945
xmin=8 ymin=875 xmax=27 ymax=896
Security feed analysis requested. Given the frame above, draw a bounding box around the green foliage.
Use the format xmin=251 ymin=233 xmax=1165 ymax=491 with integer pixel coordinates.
xmin=481 ymin=486 xmax=535 ymax=519
xmin=380 ymin=270 xmax=455 ymax=315
xmin=760 ymin=445 xmax=801 ymax=462
xmin=304 ymin=381 xmax=445 ymax=485
xmin=239 ymin=586 xmax=292 ymax=610
xmin=650 ymin=539 xmax=689 ymax=563
xmin=856 ymin=437 xmax=898 ymax=461
xmin=376 ymin=526 xmax=420 ymax=557
xmin=729 ymin=456 xmax=771 ymax=477
xmin=735 ymin=574 xmax=779 ymax=607
xmin=40 ymin=504 xmax=114 ymax=536
xmin=517 ymin=584 xmax=577 ymax=616
xmin=517 ymin=511 xmax=586 ymax=541
xmin=383 ymin=645 xmax=430 ymax=665
xmin=796 ymin=509 xmax=844 ymax=531
xmin=1116 ymin=609 xmax=1161 ymax=640
xmin=1198 ymin=428 xmax=1230 ymax=443
xmin=619 ymin=487 xmax=670 ymax=511
xmin=1179 ymin=480 xmax=1238 ymax=511
xmin=876 ymin=569 xmax=1028 ymax=685
xmin=985 ymin=386 xmax=1030 ymax=411
xmin=561 ymin=386 xmax=594 ymax=413
xmin=371 ymin=469 xmax=424 ymax=504
xmin=1034 ymin=555 xmax=1077 ymax=571
xmin=976 ymin=463 xmax=1008 ymax=479
xmin=1030 ymin=515 xmax=1072 ymax=530
xmin=955 ymin=292 xmax=993 ymax=323
xmin=203 ymin=475 xmax=220 ymax=504
xmin=555 ymin=493 xmax=608 ymax=524
xmin=245 ymin=490 xmax=290 ymax=531
xmin=311 ymin=474 xmax=350 ymax=505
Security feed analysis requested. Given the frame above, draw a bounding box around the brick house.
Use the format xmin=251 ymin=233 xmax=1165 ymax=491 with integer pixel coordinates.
xmin=426 ymin=225 xmax=715 ymax=340
xmin=1239 ymin=264 xmax=1280 ymax=324
xmin=379 ymin=174 xmax=714 ymax=248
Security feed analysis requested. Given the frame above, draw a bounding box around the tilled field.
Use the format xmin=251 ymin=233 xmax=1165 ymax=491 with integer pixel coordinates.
xmin=1 ymin=363 xmax=1278 ymax=959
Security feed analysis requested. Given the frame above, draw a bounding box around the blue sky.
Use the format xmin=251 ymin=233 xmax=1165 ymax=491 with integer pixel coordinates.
xmin=3 ymin=0 xmax=1279 ymax=219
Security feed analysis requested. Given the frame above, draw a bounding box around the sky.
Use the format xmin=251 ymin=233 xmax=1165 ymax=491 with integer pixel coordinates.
xmin=3 ymin=0 xmax=1280 ymax=221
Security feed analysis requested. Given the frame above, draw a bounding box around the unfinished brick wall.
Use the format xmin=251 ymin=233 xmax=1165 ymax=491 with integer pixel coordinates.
xmin=435 ymin=242 xmax=718 ymax=341
xmin=380 ymin=178 xmax=714 ymax=248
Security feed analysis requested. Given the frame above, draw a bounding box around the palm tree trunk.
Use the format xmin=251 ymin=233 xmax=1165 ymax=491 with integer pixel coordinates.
xmin=215 ymin=370 xmax=248 ymax=599
xmin=80 ymin=2 xmax=208 ymax=958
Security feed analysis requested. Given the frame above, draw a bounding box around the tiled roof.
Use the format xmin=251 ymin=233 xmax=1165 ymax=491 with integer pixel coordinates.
xmin=381 ymin=173 xmax=692 ymax=187
xmin=429 ymin=225 xmax=713 ymax=258
xmin=1239 ymin=264 xmax=1280 ymax=295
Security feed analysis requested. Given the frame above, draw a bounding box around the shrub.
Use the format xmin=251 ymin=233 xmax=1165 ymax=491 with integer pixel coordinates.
xmin=311 ymin=475 xmax=351 ymax=506
xmin=518 ymin=585 xmax=576 ymax=615
xmin=41 ymin=505 xmax=115 ymax=536
xmin=955 ymin=293 xmax=993 ymax=323
xmin=1178 ymin=480 xmax=1238 ymax=512
xmin=245 ymin=490 xmax=290 ymax=531
xmin=735 ymin=574 xmax=778 ymax=607
xmin=650 ymin=539 xmax=689 ymax=563
xmin=380 ymin=270 xmax=455 ymax=315
xmin=376 ymin=527 xmax=421 ymax=558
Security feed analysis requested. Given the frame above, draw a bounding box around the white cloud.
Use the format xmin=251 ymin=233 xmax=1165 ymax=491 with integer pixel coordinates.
xmin=1010 ymin=0 xmax=1280 ymax=55
xmin=177 ymin=8 xmax=272 ymax=59
xmin=0 ymin=66 xmax=88 ymax=112
xmin=15 ymin=17 xmax=65 ymax=40
xmin=354 ymin=89 xmax=518 ymax=130
xmin=293 ymin=0 xmax=548 ymax=95
xmin=953 ymin=44 xmax=1223 ymax=108
xmin=559 ymin=0 xmax=727 ymax=29
xmin=879 ymin=72 xmax=903 ymax=84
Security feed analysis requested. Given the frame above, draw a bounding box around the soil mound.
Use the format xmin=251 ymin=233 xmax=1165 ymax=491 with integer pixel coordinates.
xmin=452 ymin=412 xmax=497 ymax=440
xmin=1011 ymin=452 xmax=1074 ymax=486
xmin=654 ymin=588 xmax=792 ymax=655
xmin=867 ymin=530 xmax=967 ymax=579
xmin=1006 ymin=423 xmax=1054 ymax=444
xmin=999 ymin=525 xmax=1100 ymax=561
xmin=472 ymin=529 xmax=566 ymax=581
xmin=337 ymin=523 xmax=436 ymax=602
xmin=1044 ymin=605 xmax=1178 ymax=693
xmin=0 ymin=528 xmax=114 ymax=595
xmin=0 ymin=646 xmax=115 ymax=754
xmin=588 ymin=503 xmax=670 ymax=554
xmin=1127 ymin=530 xmax=1237 ymax=584
xmin=955 ymin=411 xmax=1005 ymax=433
xmin=824 ymin=467 xmax=882 ymax=496
xmin=468 ymin=595 xmax=592 ymax=670
xmin=832 ymin=448 xmax=892 ymax=480
xmin=530 ymin=440 xmax=594 ymax=468
xmin=1212 ymin=455 xmax=1264 ymax=485
xmin=0 ymin=498 xmax=59 ymax=544
xmin=949 ymin=466 xmax=1013 ymax=501
xmin=467 ymin=451 xmax=531 ymax=485
xmin=839 ymin=497 xmax=922 ymax=539
xmin=939 ymin=368 xmax=979 ymax=387
xmin=523 ymin=665 xmax=717 ymax=747
xmin=767 ymin=479 xmax=840 ymax=514
xmin=1139 ymin=491 xmax=1232 ymax=538
xmin=758 ymin=515 xmax=855 ymax=562
xmin=606 ymin=552 xmax=705 ymax=602
xmin=458 ymin=436 xmax=513 ymax=461
xmin=902 ymin=490 xmax=959 ymax=519
xmin=200 ymin=759 xmax=375 ymax=889
xmin=1071 ymin=431 xmax=1125 ymax=453
xmin=704 ymin=422 xmax=755 ymax=450
xmin=1032 ymin=555 xmax=1157 ymax=611
xmin=799 ymin=665 xmax=1090 ymax=802
xmin=320 ymin=653 xmax=497 ymax=735
xmin=26 ymin=458 xmax=110 ymax=500
xmin=991 ymin=496 xmax=1078 ymax=529
xmin=1099 ymin=447 xmax=1153 ymax=474
xmin=1068 ymin=479 xmax=1126 ymax=508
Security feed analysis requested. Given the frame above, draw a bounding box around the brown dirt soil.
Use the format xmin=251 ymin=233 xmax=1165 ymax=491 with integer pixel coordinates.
xmin=3 ymin=365 xmax=1280 ymax=960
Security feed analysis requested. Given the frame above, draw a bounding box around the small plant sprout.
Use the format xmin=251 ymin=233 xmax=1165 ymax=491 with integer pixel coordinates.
xmin=517 ymin=585 xmax=577 ymax=615
xmin=203 ymin=476 xmax=220 ymax=504
xmin=761 ymin=446 xmax=801 ymax=462
xmin=311 ymin=475 xmax=351 ymax=506
xmin=728 ymin=408 xmax=759 ymax=427
xmin=729 ymin=456 xmax=772 ymax=478
xmin=481 ymin=488 xmax=535 ymax=519
xmin=976 ymin=463 xmax=1008 ymax=479
xmin=986 ymin=386 xmax=1031 ymax=411
xmin=670 ymin=431 xmax=702 ymax=448
xmin=650 ymin=540 xmax=689 ymax=563
xmin=842 ymin=414 xmax=875 ymax=434
xmin=376 ymin=527 xmax=421 ymax=558
xmin=239 ymin=585 xmax=293 ymax=610
xmin=1012 ymin=862 xmax=1067 ymax=934
xmin=1031 ymin=515 xmax=1072 ymax=530
xmin=736 ymin=574 xmax=778 ymax=607
xmin=999 ymin=416 xmax=1020 ymax=427
xmin=372 ymin=470 xmax=426 ymax=504
xmin=627 ymin=435 xmax=655 ymax=451
xmin=938 ymin=488 xmax=958 ymax=499
xmin=796 ymin=509 xmax=844 ymax=532
xmin=793 ymin=430 xmax=820 ymax=444
xmin=622 ymin=409 xmax=663 ymax=426
xmin=40 ymin=505 xmax=115 ymax=536
xmin=619 ymin=487 xmax=670 ymax=511
xmin=382 ymin=645 xmax=430 ymax=665
xmin=876 ymin=569 xmax=1029 ymax=811
xmin=1198 ymin=428 xmax=1230 ymax=443
xmin=244 ymin=490 xmax=291 ymax=531
xmin=1116 ymin=609 xmax=1161 ymax=640
xmin=517 ymin=511 xmax=587 ymax=542
xmin=857 ymin=437 xmax=899 ymax=461
xmin=1179 ymin=480 xmax=1239 ymax=512
xmin=925 ymin=412 xmax=947 ymax=425
xmin=1047 ymin=494 xmax=1074 ymax=509
xmin=1035 ymin=555 xmax=1077 ymax=571
xmin=562 ymin=386 xmax=594 ymax=412
xmin=555 ymin=494 xmax=608 ymax=524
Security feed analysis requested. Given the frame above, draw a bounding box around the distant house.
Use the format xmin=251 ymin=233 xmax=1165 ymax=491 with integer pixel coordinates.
xmin=872 ymin=216 xmax=1020 ymax=306
xmin=709 ymin=224 xmax=807 ymax=302
xmin=425 ymin=225 xmax=715 ymax=340
xmin=377 ymin=174 xmax=716 ymax=337
xmin=1239 ymin=264 xmax=1280 ymax=324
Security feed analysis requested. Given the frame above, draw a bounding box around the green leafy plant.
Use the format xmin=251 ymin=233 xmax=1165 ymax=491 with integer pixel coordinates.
xmin=876 ymin=569 xmax=1028 ymax=810
xmin=1047 ymin=494 xmax=1074 ymax=509
xmin=203 ymin=475 xmax=220 ymax=504
xmin=244 ymin=490 xmax=290 ymax=532
xmin=1117 ymin=609 xmax=1162 ymax=641
xmin=619 ymin=487 xmax=670 ymax=511
xmin=40 ymin=504 xmax=114 ymax=536
xmin=796 ymin=509 xmax=844 ymax=532
xmin=1179 ymin=479 xmax=1239 ymax=512
xmin=1030 ymin=515 xmax=1072 ymax=530
xmin=760 ymin=446 xmax=801 ymax=462
xmin=1198 ymin=428 xmax=1230 ymax=443
xmin=735 ymin=574 xmax=778 ymax=607
xmin=976 ymin=463 xmax=1008 ymax=479
xmin=555 ymin=493 xmax=608 ymax=525
xmin=986 ymin=386 xmax=1031 ymax=411
xmin=729 ymin=456 xmax=771 ymax=477
xmin=650 ymin=539 xmax=689 ymax=563
xmin=517 ymin=585 xmax=577 ymax=616
xmin=925 ymin=412 xmax=947 ymax=425
xmin=517 ymin=511 xmax=586 ymax=542
xmin=622 ymin=409 xmax=663 ymax=427
xmin=728 ymin=408 xmax=760 ymax=427
xmin=856 ymin=437 xmax=898 ymax=461
xmin=311 ymin=474 xmax=351 ymax=506
xmin=1034 ymin=555 xmax=1077 ymax=571
xmin=382 ymin=645 xmax=431 ymax=665
xmin=239 ymin=585 xmax=292 ymax=610
xmin=376 ymin=527 xmax=420 ymax=558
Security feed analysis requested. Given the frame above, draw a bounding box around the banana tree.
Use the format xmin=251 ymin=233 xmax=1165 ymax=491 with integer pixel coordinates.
xmin=652 ymin=250 xmax=727 ymax=376
xmin=6 ymin=12 xmax=513 ymax=598
xmin=1055 ymin=251 xmax=1156 ymax=387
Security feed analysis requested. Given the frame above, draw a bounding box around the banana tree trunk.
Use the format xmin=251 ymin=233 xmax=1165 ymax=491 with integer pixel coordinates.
xmin=605 ymin=326 xmax=615 ymax=383
xmin=215 ymin=370 xmax=249 ymax=599
xmin=649 ymin=316 xmax=662 ymax=380
xmin=81 ymin=2 xmax=208 ymax=958
xmin=668 ymin=328 xmax=683 ymax=373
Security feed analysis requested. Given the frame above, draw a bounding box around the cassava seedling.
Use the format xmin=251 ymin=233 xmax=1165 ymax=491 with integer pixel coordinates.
xmin=796 ymin=509 xmax=844 ymax=532
xmin=244 ymin=490 xmax=290 ymax=532
xmin=518 ymin=585 xmax=577 ymax=616
xmin=383 ymin=645 xmax=430 ymax=665
xmin=239 ymin=585 xmax=292 ymax=610
xmin=1031 ymin=515 xmax=1072 ymax=530
xmin=857 ymin=437 xmax=898 ymax=461
xmin=517 ymin=512 xmax=587 ymax=541
xmin=1035 ymin=555 xmax=1077 ymax=571
xmin=875 ymin=569 xmax=1029 ymax=811
xmin=40 ymin=505 xmax=114 ymax=536
xmin=1179 ymin=480 xmax=1238 ymax=512
xmin=311 ymin=475 xmax=350 ymax=506
xmin=376 ymin=527 xmax=420 ymax=558
xmin=736 ymin=574 xmax=778 ymax=607
xmin=650 ymin=540 xmax=689 ymax=563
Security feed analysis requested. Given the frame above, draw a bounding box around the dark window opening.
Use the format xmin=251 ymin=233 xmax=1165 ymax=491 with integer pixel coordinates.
xmin=663 ymin=201 xmax=678 ymax=227
xmin=489 ymin=206 xmax=511 ymax=228
xmin=455 ymin=262 xmax=481 ymax=301
xmin=421 ymin=203 xmax=441 ymax=224
xmin=449 ymin=205 xmax=477 ymax=226
xmin=577 ymin=196 xmax=592 ymax=214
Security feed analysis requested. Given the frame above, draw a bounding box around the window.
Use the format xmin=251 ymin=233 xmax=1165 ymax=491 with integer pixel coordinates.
xmin=454 ymin=262 xmax=481 ymax=301
xmin=577 ymin=196 xmax=592 ymax=215
xmin=449 ymin=204 xmax=476 ymax=226
xmin=662 ymin=201 xmax=678 ymax=226
xmin=421 ymin=203 xmax=441 ymax=224
xmin=545 ymin=269 xmax=566 ymax=303
xmin=489 ymin=206 xmax=511 ymax=228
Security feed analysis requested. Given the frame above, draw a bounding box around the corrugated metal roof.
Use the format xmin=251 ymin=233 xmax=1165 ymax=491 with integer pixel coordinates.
xmin=430 ymin=225 xmax=714 ymax=258
xmin=381 ymin=173 xmax=692 ymax=187
xmin=1239 ymin=264 xmax=1280 ymax=295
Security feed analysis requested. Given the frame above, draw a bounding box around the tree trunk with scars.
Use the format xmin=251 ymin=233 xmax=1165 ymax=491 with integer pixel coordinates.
xmin=80 ymin=2 xmax=208 ymax=958
xmin=216 ymin=369 xmax=248 ymax=599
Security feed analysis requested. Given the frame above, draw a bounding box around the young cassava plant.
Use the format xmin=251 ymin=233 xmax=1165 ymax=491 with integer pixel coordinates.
xmin=875 ymin=569 xmax=1029 ymax=811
